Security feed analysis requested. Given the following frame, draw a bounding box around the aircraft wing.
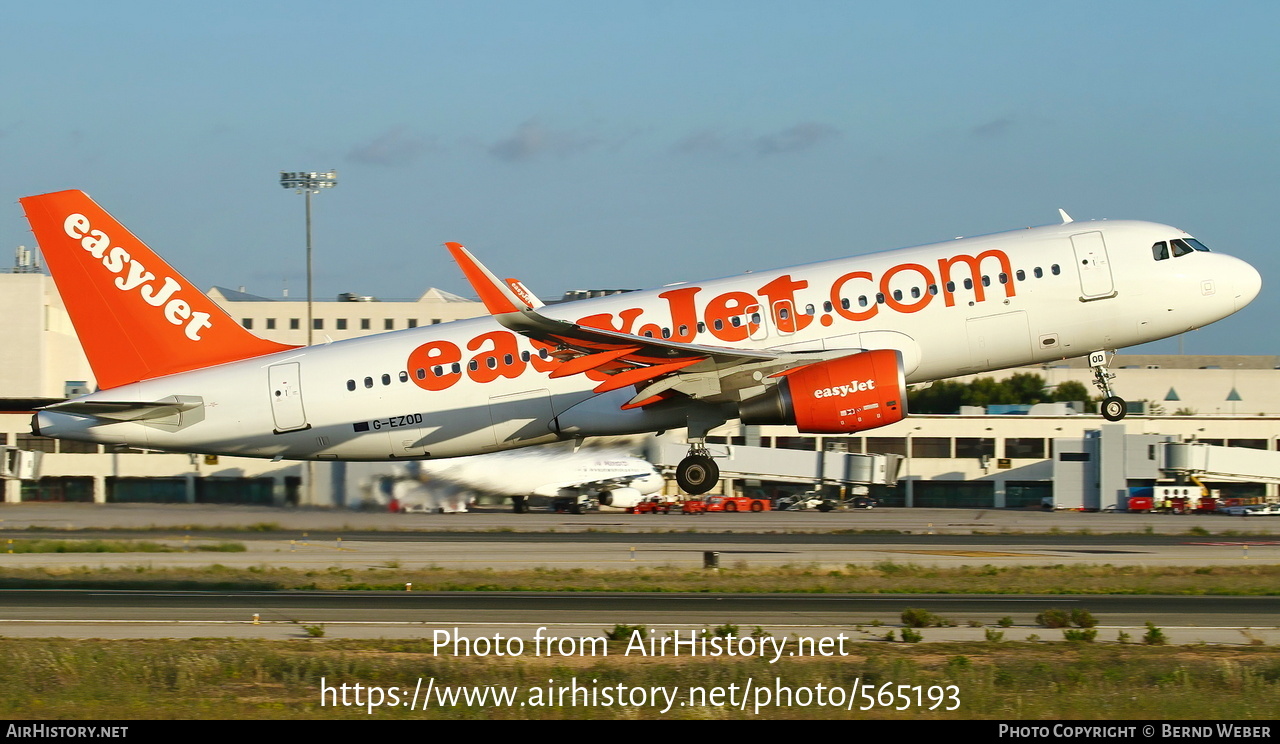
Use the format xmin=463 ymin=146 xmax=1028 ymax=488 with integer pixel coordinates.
xmin=446 ymin=243 xmax=858 ymax=408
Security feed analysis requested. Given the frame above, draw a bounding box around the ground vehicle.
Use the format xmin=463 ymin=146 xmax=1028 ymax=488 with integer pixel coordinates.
xmin=702 ymin=495 xmax=771 ymax=512
xmin=680 ymin=499 xmax=707 ymax=515
xmin=626 ymin=498 xmax=673 ymax=514
xmin=778 ymin=492 xmax=835 ymax=511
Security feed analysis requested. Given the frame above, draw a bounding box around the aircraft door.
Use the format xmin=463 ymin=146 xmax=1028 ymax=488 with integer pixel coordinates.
xmin=1070 ymin=231 xmax=1115 ymax=299
xmin=488 ymin=389 xmax=556 ymax=448
xmin=745 ymin=304 xmax=769 ymax=341
xmin=967 ymin=312 xmax=1032 ymax=369
xmin=771 ymin=299 xmax=797 ymax=336
xmin=268 ymin=363 xmax=309 ymax=432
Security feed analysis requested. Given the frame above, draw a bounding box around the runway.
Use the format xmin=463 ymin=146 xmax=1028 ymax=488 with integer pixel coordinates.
xmin=2 ymin=503 xmax=1277 ymax=643
xmin=1 ymin=589 xmax=1276 ymax=645
xmin=1 ymin=529 xmax=1276 ymax=570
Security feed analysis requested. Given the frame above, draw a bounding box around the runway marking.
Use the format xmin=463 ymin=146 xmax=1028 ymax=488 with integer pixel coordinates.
xmin=881 ymin=550 xmax=1046 ymax=557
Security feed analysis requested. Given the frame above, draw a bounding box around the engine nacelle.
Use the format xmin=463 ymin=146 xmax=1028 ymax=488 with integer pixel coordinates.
xmin=739 ymin=349 xmax=906 ymax=433
xmin=598 ymin=487 xmax=645 ymax=509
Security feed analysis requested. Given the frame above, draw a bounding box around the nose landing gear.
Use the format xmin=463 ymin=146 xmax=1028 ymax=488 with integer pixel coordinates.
xmin=1089 ymin=350 xmax=1127 ymax=421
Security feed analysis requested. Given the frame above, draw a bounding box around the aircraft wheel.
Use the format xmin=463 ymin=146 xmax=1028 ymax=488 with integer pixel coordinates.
xmin=724 ymin=501 xmax=738 ymax=512
xmin=676 ymin=455 xmax=719 ymax=495
xmin=1101 ymin=396 xmax=1127 ymax=421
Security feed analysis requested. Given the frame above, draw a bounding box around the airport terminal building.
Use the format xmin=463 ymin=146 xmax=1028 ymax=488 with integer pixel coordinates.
xmin=3 ymin=268 xmax=1278 ymax=508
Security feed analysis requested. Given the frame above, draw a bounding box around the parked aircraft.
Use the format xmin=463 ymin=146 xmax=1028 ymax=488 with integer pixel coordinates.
xmin=368 ymin=447 xmax=663 ymax=513
xmin=22 ymin=190 xmax=1261 ymax=500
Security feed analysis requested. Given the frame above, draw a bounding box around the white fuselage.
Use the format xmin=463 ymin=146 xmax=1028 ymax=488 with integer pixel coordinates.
xmin=35 ymin=219 xmax=1261 ymax=460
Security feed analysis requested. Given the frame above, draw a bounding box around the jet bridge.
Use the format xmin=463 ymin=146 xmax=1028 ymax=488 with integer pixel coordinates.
xmin=648 ymin=437 xmax=902 ymax=489
xmin=1053 ymin=425 xmax=1280 ymax=510
xmin=1163 ymin=442 xmax=1280 ymax=484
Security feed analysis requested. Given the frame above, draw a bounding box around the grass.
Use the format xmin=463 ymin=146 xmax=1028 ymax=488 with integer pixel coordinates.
xmin=3 ymin=562 xmax=1280 ymax=594
xmin=2 ymin=638 xmax=1278 ymax=719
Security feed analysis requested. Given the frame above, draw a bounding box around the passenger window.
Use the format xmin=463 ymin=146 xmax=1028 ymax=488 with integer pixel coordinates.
xmin=750 ymin=313 xmax=761 ymax=324
xmin=661 ymin=327 xmax=671 ymax=338
xmin=1034 ymin=267 xmax=1043 ymax=278
xmin=468 ymin=360 xmax=478 ymax=371
xmin=381 ymin=374 xmax=391 ymax=386
xmin=697 ymin=322 xmax=707 ymax=333
xmin=714 ymin=319 xmax=724 ymax=331
xmin=678 ymin=325 xmax=689 ymax=335
xmin=946 ymin=281 xmax=956 ymax=292
xmin=346 ymin=379 xmax=355 ymax=392
xmin=730 ymin=317 xmax=741 ymax=328
xmin=452 ymin=363 xmax=461 ymax=373
xmin=998 ymin=273 xmax=1008 ymax=284
xmin=981 ymin=275 xmax=990 ymax=287
xmin=823 ymin=301 xmax=833 ymax=313
xmin=875 ymin=293 xmax=885 ymax=304
xmin=963 ymin=279 xmax=973 ymax=290
xmin=840 ymin=298 xmax=851 ymax=310
xmin=1015 ymin=270 xmax=1025 ymax=281
xmin=364 ymin=377 xmax=373 ymax=389
xmin=520 ymin=351 xmax=530 ymax=362
xmin=1051 ymin=264 xmax=1061 ymax=275
xmin=503 ymin=354 xmax=513 ymax=365
xmin=1152 ymin=241 xmax=1169 ymax=261
xmin=778 ymin=307 xmax=790 ymax=320
xmin=858 ymin=296 xmax=868 ymax=308
xmin=486 ymin=357 xmax=497 ymax=369
xmin=910 ymin=287 xmax=920 ymax=299
xmin=804 ymin=304 xmax=815 ymax=315
xmin=892 ymin=289 xmax=902 ymax=301
xmin=398 ymin=371 xmax=408 ymax=383
xmin=928 ymin=285 xmax=938 ymax=295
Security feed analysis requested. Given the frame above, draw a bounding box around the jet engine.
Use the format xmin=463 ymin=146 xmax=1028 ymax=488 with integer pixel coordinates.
xmin=738 ymin=349 xmax=906 ymax=433
xmin=598 ymin=487 xmax=645 ymax=509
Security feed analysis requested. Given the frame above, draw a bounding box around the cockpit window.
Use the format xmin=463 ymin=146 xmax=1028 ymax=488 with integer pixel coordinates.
xmin=1152 ymin=241 xmax=1169 ymax=261
xmin=1171 ymin=238 xmax=1195 ymax=257
xmin=1186 ymin=238 xmax=1211 ymax=252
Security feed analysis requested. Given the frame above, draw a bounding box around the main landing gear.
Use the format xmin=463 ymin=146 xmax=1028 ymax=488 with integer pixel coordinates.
xmin=676 ymin=441 xmax=720 ymax=495
xmin=1089 ymin=350 xmax=1127 ymax=422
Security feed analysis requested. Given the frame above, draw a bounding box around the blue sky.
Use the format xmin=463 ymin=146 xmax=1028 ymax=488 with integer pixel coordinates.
xmin=3 ymin=0 xmax=1278 ymax=354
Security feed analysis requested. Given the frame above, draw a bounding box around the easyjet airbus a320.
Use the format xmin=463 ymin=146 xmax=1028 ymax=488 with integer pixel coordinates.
xmin=21 ymin=191 xmax=1261 ymax=503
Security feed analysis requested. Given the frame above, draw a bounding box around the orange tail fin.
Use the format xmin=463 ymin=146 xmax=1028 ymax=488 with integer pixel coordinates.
xmin=20 ymin=190 xmax=297 ymax=390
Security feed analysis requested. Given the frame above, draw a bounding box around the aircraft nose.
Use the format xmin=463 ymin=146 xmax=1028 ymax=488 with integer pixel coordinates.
xmin=1233 ymin=258 xmax=1263 ymax=311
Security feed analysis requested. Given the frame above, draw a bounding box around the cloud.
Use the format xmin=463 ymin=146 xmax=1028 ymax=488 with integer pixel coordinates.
xmin=488 ymin=120 xmax=601 ymax=162
xmin=970 ymin=116 xmax=1015 ymax=139
xmin=752 ymin=122 xmax=841 ymax=156
xmin=671 ymin=129 xmax=730 ymax=156
xmin=347 ymin=126 xmax=429 ymax=166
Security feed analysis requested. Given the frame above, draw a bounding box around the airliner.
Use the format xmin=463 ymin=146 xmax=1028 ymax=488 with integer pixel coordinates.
xmin=21 ymin=190 xmax=1261 ymax=498
xmin=371 ymin=448 xmax=663 ymax=513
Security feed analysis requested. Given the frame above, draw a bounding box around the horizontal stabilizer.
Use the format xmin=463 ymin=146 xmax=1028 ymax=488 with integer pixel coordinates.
xmin=43 ymin=395 xmax=204 ymax=422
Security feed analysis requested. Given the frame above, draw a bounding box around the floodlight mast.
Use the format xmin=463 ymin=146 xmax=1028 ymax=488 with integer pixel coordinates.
xmin=279 ymin=171 xmax=338 ymax=346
